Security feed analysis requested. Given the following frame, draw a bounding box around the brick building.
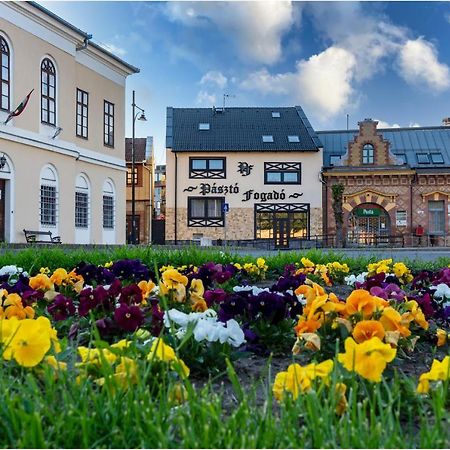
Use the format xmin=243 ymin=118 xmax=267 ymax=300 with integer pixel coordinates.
xmin=319 ymin=119 xmax=450 ymax=246
xmin=165 ymin=106 xmax=323 ymax=248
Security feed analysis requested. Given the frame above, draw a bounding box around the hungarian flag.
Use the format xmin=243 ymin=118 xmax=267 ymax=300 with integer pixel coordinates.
xmin=4 ymin=89 xmax=34 ymax=125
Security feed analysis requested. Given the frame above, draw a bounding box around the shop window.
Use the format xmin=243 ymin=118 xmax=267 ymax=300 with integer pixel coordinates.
xmin=264 ymin=162 xmax=301 ymax=184
xmin=362 ymin=144 xmax=374 ymax=164
xmin=428 ymin=200 xmax=445 ymax=235
xmin=189 ymin=158 xmax=225 ymax=179
xmin=188 ymin=197 xmax=224 ymax=227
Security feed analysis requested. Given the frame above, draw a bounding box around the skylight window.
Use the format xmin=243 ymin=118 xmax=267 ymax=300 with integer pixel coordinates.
xmin=262 ymin=135 xmax=274 ymax=143
xmin=329 ymin=155 xmax=341 ymax=166
xmin=288 ymin=135 xmax=300 ymax=143
xmin=271 ymin=112 xmax=280 ymax=118
xmin=416 ymin=153 xmax=430 ymax=164
xmin=199 ymin=123 xmax=210 ymax=130
xmin=394 ymin=153 xmax=407 ymax=164
xmin=430 ymin=153 xmax=444 ymax=164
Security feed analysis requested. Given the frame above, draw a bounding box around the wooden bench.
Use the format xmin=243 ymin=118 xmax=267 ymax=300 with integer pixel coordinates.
xmin=23 ymin=229 xmax=61 ymax=244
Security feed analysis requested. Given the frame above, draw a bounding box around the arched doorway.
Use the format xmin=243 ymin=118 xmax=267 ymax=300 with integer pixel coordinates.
xmin=347 ymin=203 xmax=390 ymax=245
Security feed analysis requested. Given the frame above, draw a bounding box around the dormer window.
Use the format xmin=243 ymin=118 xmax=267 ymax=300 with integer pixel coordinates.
xmin=199 ymin=123 xmax=210 ymax=130
xmin=288 ymin=135 xmax=300 ymax=143
xmin=271 ymin=112 xmax=280 ymax=118
xmin=362 ymin=143 xmax=374 ymax=164
xmin=262 ymin=135 xmax=274 ymax=143
xmin=430 ymin=153 xmax=444 ymax=164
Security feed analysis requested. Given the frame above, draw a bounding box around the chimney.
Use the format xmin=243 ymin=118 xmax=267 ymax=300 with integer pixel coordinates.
xmin=443 ymin=117 xmax=450 ymax=126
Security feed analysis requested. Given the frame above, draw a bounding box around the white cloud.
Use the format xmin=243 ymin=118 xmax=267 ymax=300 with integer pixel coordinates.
xmin=166 ymin=2 xmax=295 ymax=64
xmin=375 ymin=120 xmax=401 ymax=129
xmin=98 ymin=42 xmax=127 ymax=57
xmin=446 ymin=13 xmax=450 ymax=24
xmin=398 ymin=38 xmax=450 ymax=92
xmin=241 ymin=47 xmax=356 ymax=120
xmin=196 ymin=90 xmax=217 ymax=106
xmin=200 ymin=71 xmax=228 ymax=89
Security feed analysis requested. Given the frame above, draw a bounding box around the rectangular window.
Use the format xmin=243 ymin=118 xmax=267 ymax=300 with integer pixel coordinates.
xmin=428 ymin=200 xmax=445 ymax=235
xmin=188 ymin=197 xmax=224 ymax=227
xmin=104 ymin=100 xmax=114 ymax=147
xmin=264 ymin=162 xmax=301 ymax=184
xmin=198 ymin=123 xmax=210 ymax=130
xmin=271 ymin=112 xmax=280 ymax=118
xmin=126 ymin=167 xmax=139 ymax=186
xmin=262 ymin=135 xmax=274 ymax=143
xmin=417 ymin=153 xmax=430 ymax=164
xmin=103 ymin=195 xmax=114 ymax=229
xmin=40 ymin=185 xmax=56 ymax=226
xmin=76 ymin=89 xmax=88 ymax=138
xmin=430 ymin=153 xmax=444 ymax=164
xmin=189 ymin=157 xmax=226 ymax=179
xmin=288 ymin=135 xmax=300 ymax=143
xmin=362 ymin=144 xmax=374 ymax=164
xmin=75 ymin=192 xmax=89 ymax=228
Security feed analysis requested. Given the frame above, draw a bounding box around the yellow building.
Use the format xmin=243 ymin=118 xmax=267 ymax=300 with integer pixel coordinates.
xmin=0 ymin=1 xmax=138 ymax=244
xmin=125 ymin=137 xmax=154 ymax=244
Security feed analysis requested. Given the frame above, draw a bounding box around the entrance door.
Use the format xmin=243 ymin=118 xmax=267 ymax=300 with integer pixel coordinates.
xmin=347 ymin=205 xmax=389 ymax=245
xmin=274 ymin=218 xmax=289 ymax=249
xmin=126 ymin=215 xmax=141 ymax=244
xmin=0 ymin=180 xmax=4 ymax=242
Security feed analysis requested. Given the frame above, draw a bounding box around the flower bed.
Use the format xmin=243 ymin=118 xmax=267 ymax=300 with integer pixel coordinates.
xmin=0 ymin=256 xmax=448 ymax=447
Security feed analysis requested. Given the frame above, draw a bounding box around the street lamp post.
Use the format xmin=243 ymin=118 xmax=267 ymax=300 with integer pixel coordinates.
xmin=131 ymin=90 xmax=147 ymax=245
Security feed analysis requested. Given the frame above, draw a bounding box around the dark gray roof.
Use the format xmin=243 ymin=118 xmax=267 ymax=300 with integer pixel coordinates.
xmin=167 ymin=106 xmax=323 ymax=152
xmin=318 ymin=126 xmax=450 ymax=168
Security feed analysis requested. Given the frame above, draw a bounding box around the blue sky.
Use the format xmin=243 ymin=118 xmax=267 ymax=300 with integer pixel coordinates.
xmin=41 ymin=1 xmax=450 ymax=164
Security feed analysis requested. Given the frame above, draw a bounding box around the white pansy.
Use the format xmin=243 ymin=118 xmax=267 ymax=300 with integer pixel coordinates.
xmin=163 ymin=308 xmax=245 ymax=347
xmin=345 ymin=272 xmax=368 ymax=286
xmin=296 ymin=293 xmax=306 ymax=306
xmin=0 ymin=265 xmax=19 ymax=277
xmin=232 ymin=285 xmax=275 ymax=296
xmin=433 ymin=283 xmax=450 ymax=299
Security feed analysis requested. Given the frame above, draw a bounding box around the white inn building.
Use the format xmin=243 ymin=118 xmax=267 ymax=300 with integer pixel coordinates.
xmin=165 ymin=106 xmax=324 ymax=249
xmin=0 ymin=1 xmax=138 ymax=244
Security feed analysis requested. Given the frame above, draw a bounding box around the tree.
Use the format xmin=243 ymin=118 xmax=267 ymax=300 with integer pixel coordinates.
xmin=331 ymin=183 xmax=345 ymax=248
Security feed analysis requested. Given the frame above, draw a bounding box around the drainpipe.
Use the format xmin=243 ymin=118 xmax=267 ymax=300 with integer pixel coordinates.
xmin=76 ymin=35 xmax=92 ymax=51
xmin=174 ymin=153 xmax=178 ymax=245
xmin=319 ymin=169 xmax=327 ymax=240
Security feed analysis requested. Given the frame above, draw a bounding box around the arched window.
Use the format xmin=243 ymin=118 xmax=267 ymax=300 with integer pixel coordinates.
xmin=362 ymin=143 xmax=374 ymax=164
xmin=75 ymin=174 xmax=89 ymax=228
xmin=1 ymin=36 xmax=10 ymax=112
xmin=41 ymin=58 xmax=56 ymax=125
xmin=40 ymin=165 xmax=58 ymax=226
xmin=102 ymin=179 xmax=115 ymax=229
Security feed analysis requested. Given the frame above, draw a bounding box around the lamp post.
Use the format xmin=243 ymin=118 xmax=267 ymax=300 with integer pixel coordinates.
xmin=131 ymin=90 xmax=147 ymax=245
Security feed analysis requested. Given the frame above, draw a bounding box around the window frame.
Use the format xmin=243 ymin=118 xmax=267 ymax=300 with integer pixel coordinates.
xmin=103 ymin=195 xmax=114 ymax=229
xmin=187 ymin=196 xmax=225 ymax=227
xmin=40 ymin=185 xmax=57 ymax=226
xmin=288 ymin=135 xmax=300 ymax=143
xmin=329 ymin=155 xmax=342 ymax=166
xmin=103 ymin=100 xmax=115 ymax=147
xmin=1 ymin=36 xmax=10 ymax=112
xmin=264 ymin=162 xmax=301 ymax=185
xmin=189 ymin=157 xmax=226 ymax=179
xmin=362 ymin=143 xmax=374 ymax=165
xmin=262 ymin=135 xmax=274 ymax=143
xmin=41 ymin=58 xmax=57 ymax=126
xmin=198 ymin=123 xmax=210 ymax=130
xmin=428 ymin=200 xmax=445 ymax=235
xmin=76 ymin=88 xmax=89 ymax=139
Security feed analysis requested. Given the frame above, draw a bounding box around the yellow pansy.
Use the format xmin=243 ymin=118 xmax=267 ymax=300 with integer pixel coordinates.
xmin=29 ymin=273 xmax=54 ymax=292
xmin=417 ymin=356 xmax=450 ymax=394
xmin=49 ymin=268 xmax=69 ymax=286
xmin=338 ymin=337 xmax=396 ymax=382
xmin=3 ymin=293 xmax=35 ymax=319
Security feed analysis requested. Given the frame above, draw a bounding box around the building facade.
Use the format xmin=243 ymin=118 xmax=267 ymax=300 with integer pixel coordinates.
xmin=319 ymin=119 xmax=450 ymax=246
xmin=166 ymin=106 xmax=323 ymax=248
xmin=0 ymin=1 xmax=138 ymax=244
xmin=125 ymin=136 xmax=153 ymax=244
